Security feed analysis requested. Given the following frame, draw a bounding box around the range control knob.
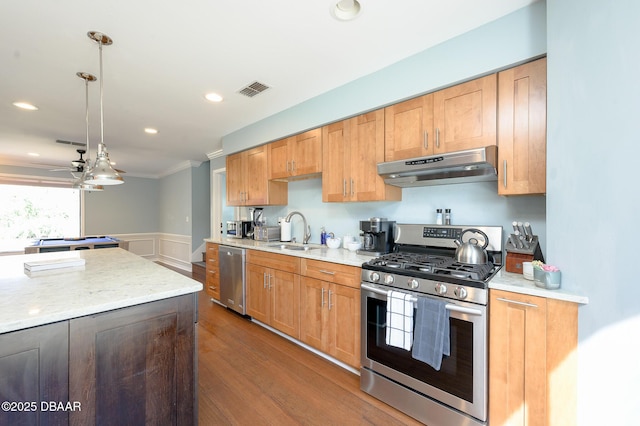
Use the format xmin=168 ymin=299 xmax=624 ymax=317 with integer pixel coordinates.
xmin=408 ymin=279 xmax=419 ymax=289
xmin=384 ymin=274 xmax=395 ymax=285
xmin=369 ymin=272 xmax=380 ymax=282
xmin=435 ymin=283 xmax=447 ymax=295
xmin=455 ymin=286 xmax=468 ymax=299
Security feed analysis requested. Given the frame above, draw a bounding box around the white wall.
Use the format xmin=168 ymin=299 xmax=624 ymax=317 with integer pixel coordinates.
xmin=547 ymin=0 xmax=640 ymax=424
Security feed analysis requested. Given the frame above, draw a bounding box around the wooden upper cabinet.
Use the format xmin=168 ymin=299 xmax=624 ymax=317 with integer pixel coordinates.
xmin=498 ymin=57 xmax=547 ymax=195
xmin=433 ymin=74 xmax=497 ymax=153
xmin=322 ymin=109 xmax=401 ymax=202
xmin=268 ymin=128 xmax=322 ymax=180
xmin=384 ymin=93 xmax=434 ymax=161
xmin=226 ymin=145 xmax=288 ymax=206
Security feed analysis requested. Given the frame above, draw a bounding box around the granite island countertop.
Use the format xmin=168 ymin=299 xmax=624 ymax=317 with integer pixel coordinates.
xmin=0 ymin=248 xmax=203 ymax=334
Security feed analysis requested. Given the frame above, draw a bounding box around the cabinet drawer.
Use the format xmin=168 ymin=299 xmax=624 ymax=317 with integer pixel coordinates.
xmin=247 ymin=250 xmax=301 ymax=274
xmin=301 ymin=259 xmax=360 ymax=288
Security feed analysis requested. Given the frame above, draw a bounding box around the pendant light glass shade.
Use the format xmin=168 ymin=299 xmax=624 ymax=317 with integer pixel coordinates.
xmin=83 ymin=31 xmax=124 ymax=186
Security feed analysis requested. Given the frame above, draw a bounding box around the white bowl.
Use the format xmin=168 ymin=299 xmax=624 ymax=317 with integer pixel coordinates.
xmin=326 ymin=238 xmax=341 ymax=249
xmin=347 ymin=242 xmax=361 ymax=252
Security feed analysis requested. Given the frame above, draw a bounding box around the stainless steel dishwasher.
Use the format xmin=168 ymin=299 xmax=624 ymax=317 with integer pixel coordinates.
xmin=218 ymin=245 xmax=247 ymax=315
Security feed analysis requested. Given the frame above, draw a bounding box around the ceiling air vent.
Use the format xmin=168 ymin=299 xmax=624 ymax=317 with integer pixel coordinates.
xmin=56 ymin=139 xmax=86 ymax=147
xmin=237 ymin=81 xmax=270 ymax=98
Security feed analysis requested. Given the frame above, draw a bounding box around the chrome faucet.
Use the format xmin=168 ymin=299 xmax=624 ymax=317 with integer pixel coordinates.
xmin=284 ymin=211 xmax=311 ymax=244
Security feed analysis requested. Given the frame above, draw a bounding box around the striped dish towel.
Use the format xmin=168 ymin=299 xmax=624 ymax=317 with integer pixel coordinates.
xmin=385 ymin=290 xmax=414 ymax=350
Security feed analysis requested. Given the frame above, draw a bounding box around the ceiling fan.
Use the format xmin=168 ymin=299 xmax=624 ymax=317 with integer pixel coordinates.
xmin=47 ymin=148 xmax=126 ymax=176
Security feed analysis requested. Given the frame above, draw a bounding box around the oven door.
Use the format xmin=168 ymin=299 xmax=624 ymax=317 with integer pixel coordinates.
xmin=360 ymin=282 xmax=487 ymax=422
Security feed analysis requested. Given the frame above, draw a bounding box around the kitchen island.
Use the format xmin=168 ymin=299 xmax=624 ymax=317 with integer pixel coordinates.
xmin=0 ymin=248 xmax=202 ymax=425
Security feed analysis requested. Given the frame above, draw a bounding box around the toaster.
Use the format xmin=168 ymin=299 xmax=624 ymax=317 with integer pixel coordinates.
xmin=253 ymin=226 xmax=281 ymax=242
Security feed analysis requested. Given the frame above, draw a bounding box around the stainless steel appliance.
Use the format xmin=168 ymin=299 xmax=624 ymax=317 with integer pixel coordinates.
xmin=377 ymin=146 xmax=498 ymax=187
xmin=360 ymin=223 xmax=503 ymax=426
xmin=253 ymin=226 xmax=281 ymax=242
xmin=219 ymin=245 xmax=247 ymax=315
xmin=226 ymin=220 xmax=252 ymax=239
xmin=359 ymin=217 xmax=395 ymax=256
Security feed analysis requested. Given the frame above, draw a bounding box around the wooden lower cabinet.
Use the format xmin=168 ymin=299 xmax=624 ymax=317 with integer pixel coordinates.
xmin=0 ymin=322 xmax=69 ymax=426
xmin=205 ymin=242 xmax=220 ymax=301
xmin=246 ymin=250 xmax=301 ymax=338
xmin=300 ymin=277 xmax=360 ymax=369
xmin=69 ymin=294 xmax=196 ymax=426
xmin=489 ymin=289 xmax=578 ymax=426
xmin=0 ymin=294 xmax=197 ymax=426
xmin=300 ymin=259 xmax=361 ymax=369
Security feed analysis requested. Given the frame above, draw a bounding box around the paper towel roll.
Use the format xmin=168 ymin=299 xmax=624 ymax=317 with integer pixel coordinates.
xmin=280 ymin=221 xmax=292 ymax=242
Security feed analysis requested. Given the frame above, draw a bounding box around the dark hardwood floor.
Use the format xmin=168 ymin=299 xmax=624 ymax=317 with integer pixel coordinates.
xmin=158 ymin=262 xmax=422 ymax=425
xmin=196 ymin=291 xmax=422 ymax=425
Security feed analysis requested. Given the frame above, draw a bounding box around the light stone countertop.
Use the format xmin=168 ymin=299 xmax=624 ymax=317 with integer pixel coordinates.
xmin=489 ymin=269 xmax=589 ymax=304
xmin=205 ymin=237 xmax=589 ymax=305
xmin=204 ymin=237 xmax=374 ymax=267
xmin=0 ymin=248 xmax=203 ymax=334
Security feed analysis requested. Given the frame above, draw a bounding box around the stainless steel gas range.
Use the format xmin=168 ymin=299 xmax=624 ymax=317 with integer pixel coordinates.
xmin=360 ymin=223 xmax=503 ymax=426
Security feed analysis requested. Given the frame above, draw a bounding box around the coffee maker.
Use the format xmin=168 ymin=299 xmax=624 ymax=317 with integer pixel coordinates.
xmin=359 ymin=217 xmax=396 ymax=255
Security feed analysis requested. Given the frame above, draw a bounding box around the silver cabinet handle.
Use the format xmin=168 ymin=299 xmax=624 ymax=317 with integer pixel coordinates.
xmin=208 ymin=286 xmax=217 ymax=291
xmin=343 ymin=179 xmax=347 ymax=197
xmin=321 ymin=287 xmax=325 ymax=307
xmin=350 ymin=178 xmax=355 ymax=197
xmin=292 ymin=160 xmax=296 ymax=172
xmin=268 ymin=274 xmax=273 ymax=290
xmin=503 ymin=160 xmax=508 ymax=188
xmin=436 ymin=128 xmax=440 ymax=148
xmin=319 ymin=270 xmax=335 ymax=275
xmin=423 ymin=130 xmax=429 ymax=149
xmin=263 ymin=272 xmax=267 ymax=289
xmin=496 ymin=297 xmax=538 ymax=308
xmin=328 ymin=290 xmax=333 ymax=310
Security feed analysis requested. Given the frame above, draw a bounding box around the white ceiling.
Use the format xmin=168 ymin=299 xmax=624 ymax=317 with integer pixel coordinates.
xmin=0 ymin=0 xmax=536 ymax=178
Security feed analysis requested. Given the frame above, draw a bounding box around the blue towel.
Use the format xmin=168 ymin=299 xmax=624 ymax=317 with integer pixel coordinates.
xmin=411 ymin=296 xmax=450 ymax=370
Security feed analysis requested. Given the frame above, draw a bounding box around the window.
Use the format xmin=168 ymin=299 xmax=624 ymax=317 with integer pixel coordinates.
xmin=0 ymin=183 xmax=81 ymax=252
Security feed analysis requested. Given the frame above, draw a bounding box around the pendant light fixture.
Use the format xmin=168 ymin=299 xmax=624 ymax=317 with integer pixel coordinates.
xmin=73 ymin=71 xmax=103 ymax=191
xmin=83 ymin=31 xmax=124 ymax=186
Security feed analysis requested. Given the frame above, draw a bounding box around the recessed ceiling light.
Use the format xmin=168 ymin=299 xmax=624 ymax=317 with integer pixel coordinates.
xmin=27 ymin=152 xmax=40 ymax=157
xmin=144 ymin=128 xmax=158 ymax=134
xmin=13 ymin=101 xmax=39 ymax=111
xmin=331 ymin=0 xmax=362 ymax=21
xmin=205 ymin=92 xmax=223 ymax=103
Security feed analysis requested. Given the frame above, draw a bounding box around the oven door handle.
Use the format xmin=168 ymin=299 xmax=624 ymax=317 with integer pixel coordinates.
xmin=361 ymin=283 xmax=483 ymax=316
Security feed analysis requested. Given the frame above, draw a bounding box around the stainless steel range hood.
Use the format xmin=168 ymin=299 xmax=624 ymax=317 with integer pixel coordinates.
xmin=377 ymin=145 xmax=498 ymax=187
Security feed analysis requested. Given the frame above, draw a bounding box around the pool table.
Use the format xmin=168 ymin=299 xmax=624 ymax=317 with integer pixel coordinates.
xmin=24 ymin=236 xmax=128 ymax=254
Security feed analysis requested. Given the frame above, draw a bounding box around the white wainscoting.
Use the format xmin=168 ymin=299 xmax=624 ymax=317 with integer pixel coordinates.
xmin=111 ymin=233 xmax=192 ymax=272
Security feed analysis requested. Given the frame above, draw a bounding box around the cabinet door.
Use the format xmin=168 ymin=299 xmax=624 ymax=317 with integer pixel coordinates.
xmin=226 ymin=152 xmax=245 ymax=206
xmin=270 ymin=269 xmax=300 ymax=338
xmin=0 ymin=322 xmax=69 ymax=426
xmin=350 ymin=109 xmax=401 ymax=201
xmin=322 ymin=120 xmax=350 ymax=202
xmin=384 ymin=93 xmax=434 ymax=161
xmin=489 ymin=290 xmax=546 ymax=426
xmin=291 ymin=128 xmax=323 ymax=176
xmin=433 ymin=74 xmax=497 ymax=153
xmin=244 ymin=146 xmax=269 ymax=205
xmin=246 ymin=263 xmax=270 ymax=323
xmin=498 ymin=58 xmax=547 ymax=195
xmin=268 ymin=137 xmax=291 ymax=180
xmin=300 ymin=276 xmax=328 ymax=351
xmin=205 ymin=243 xmax=220 ymax=300
xmin=327 ymin=284 xmax=360 ymax=368
xmin=69 ymin=294 xmax=196 ymax=426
